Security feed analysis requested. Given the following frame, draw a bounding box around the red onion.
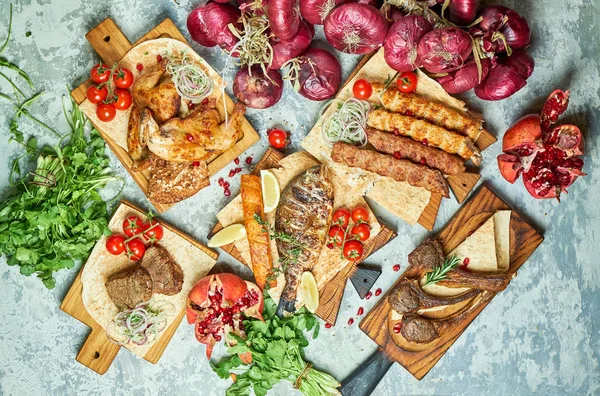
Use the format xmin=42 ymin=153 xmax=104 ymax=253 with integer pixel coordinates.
xmin=384 ymin=6 xmax=407 ymax=22
xmin=501 ymin=49 xmax=534 ymax=79
xmin=293 ymin=48 xmax=342 ymax=101
xmin=324 ymin=3 xmax=389 ymax=55
xmin=470 ymin=5 xmax=531 ymax=55
xmin=270 ymin=21 xmax=314 ymax=69
xmin=440 ymin=0 xmax=479 ymax=26
xmin=417 ymin=27 xmax=472 ymax=74
xmin=187 ymin=2 xmax=241 ymax=51
xmin=383 ymin=15 xmax=432 ymax=73
xmin=474 ymin=57 xmax=527 ymax=101
xmin=233 ymin=66 xmax=284 ymax=109
xmin=437 ymin=57 xmax=491 ymax=94
xmin=268 ymin=0 xmax=301 ymax=40
xmin=300 ymin=0 xmax=343 ymax=25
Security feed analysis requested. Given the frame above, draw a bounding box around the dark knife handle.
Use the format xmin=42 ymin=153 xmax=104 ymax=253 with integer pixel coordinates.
xmin=340 ymin=348 xmax=394 ymax=396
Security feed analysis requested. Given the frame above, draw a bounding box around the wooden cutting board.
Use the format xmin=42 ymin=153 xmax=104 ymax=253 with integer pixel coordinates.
xmin=59 ymin=200 xmax=218 ymax=375
xmin=71 ymin=18 xmax=260 ymax=214
xmin=208 ymin=147 xmax=397 ymax=325
xmin=358 ymin=184 xmax=543 ymax=380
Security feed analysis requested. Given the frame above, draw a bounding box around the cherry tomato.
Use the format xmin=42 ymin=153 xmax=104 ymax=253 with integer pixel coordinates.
xmin=352 ymin=79 xmax=373 ymax=100
xmin=86 ymin=85 xmax=108 ymax=104
xmin=351 ymin=223 xmax=371 ymax=242
xmin=114 ymin=89 xmax=132 ymax=111
xmin=397 ymin=71 xmax=418 ymax=93
xmin=351 ymin=206 xmax=370 ymax=223
xmin=96 ymin=103 xmax=116 ymax=122
xmin=126 ymin=238 xmax=146 ymax=260
xmin=328 ymin=226 xmax=345 ymax=248
xmin=106 ymin=234 xmax=126 ymax=255
xmin=332 ymin=208 xmax=351 ymax=228
xmin=268 ymin=129 xmax=288 ymax=149
xmin=122 ymin=215 xmax=144 ymax=238
xmin=142 ymin=220 xmax=164 ymax=243
xmin=343 ymin=240 xmax=364 ymax=262
xmin=91 ymin=63 xmax=111 ymax=84
xmin=113 ymin=67 xmax=134 ymax=89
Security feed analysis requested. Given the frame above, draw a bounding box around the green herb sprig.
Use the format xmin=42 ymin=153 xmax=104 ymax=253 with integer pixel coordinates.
xmin=423 ymin=255 xmax=461 ymax=286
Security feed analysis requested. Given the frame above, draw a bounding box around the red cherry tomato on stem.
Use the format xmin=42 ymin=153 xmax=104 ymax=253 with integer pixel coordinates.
xmin=91 ymin=63 xmax=111 ymax=84
xmin=96 ymin=103 xmax=116 ymax=122
xmin=332 ymin=208 xmax=351 ymax=228
xmin=142 ymin=220 xmax=164 ymax=243
xmin=126 ymin=238 xmax=146 ymax=260
xmin=106 ymin=234 xmax=126 ymax=255
xmin=268 ymin=129 xmax=288 ymax=149
xmin=352 ymin=79 xmax=373 ymax=100
xmin=343 ymin=240 xmax=364 ymax=262
xmin=113 ymin=67 xmax=134 ymax=89
xmin=122 ymin=215 xmax=145 ymax=238
xmin=351 ymin=223 xmax=371 ymax=242
xmin=351 ymin=206 xmax=370 ymax=223
xmin=86 ymin=85 xmax=108 ymax=104
xmin=114 ymin=89 xmax=132 ymax=110
xmin=397 ymin=71 xmax=418 ymax=93
xmin=328 ymin=226 xmax=345 ymax=248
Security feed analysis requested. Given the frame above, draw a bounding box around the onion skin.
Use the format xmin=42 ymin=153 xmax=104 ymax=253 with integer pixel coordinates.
xmin=268 ymin=0 xmax=301 ymax=40
xmin=295 ymin=47 xmax=342 ymax=101
xmin=445 ymin=0 xmax=479 ymax=26
xmin=324 ymin=3 xmax=389 ymax=55
xmin=474 ymin=58 xmax=527 ymax=101
xmin=471 ymin=5 xmax=531 ymax=54
xmin=418 ymin=27 xmax=472 ymax=74
xmin=270 ymin=21 xmax=314 ymax=69
xmin=437 ymin=57 xmax=491 ymax=94
xmin=501 ymin=49 xmax=534 ymax=79
xmin=300 ymin=0 xmax=343 ymax=25
xmin=383 ymin=15 xmax=432 ymax=73
xmin=187 ymin=2 xmax=241 ymax=51
xmin=233 ymin=66 xmax=284 ymax=109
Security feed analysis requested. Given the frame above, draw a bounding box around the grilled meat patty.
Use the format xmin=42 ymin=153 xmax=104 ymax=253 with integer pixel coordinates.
xmin=139 ymin=245 xmax=184 ymax=296
xmin=275 ymin=165 xmax=334 ymax=316
xmin=106 ymin=267 xmax=154 ymax=310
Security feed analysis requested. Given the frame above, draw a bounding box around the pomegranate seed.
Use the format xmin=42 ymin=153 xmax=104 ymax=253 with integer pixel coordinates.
xmin=392 ymin=128 xmax=400 ymax=136
xmin=393 ymin=322 xmax=402 ymax=333
xmin=393 ymin=151 xmax=402 ymax=159
xmin=420 ymin=157 xmax=426 ymax=165
xmin=365 ymin=291 xmax=373 ymax=300
xmin=347 ymin=318 xmax=354 ymax=325
xmin=189 ymin=102 xmax=195 ymax=110
xmin=405 ymin=110 xmax=414 ymax=116
xmin=375 ymin=288 xmax=382 ymax=296
xmin=228 ymin=169 xmax=236 ymax=177
xmin=463 ymin=257 xmax=470 ymax=266
xmin=468 ymin=230 xmax=475 ymax=236
xmin=422 ymin=138 xmax=428 ymax=145
xmin=156 ymin=54 xmax=163 ymax=62
xmin=326 ymin=243 xmax=334 ymax=249
xmin=136 ymin=63 xmax=143 ymax=71
xmin=234 ymin=157 xmax=240 ymax=165
xmin=235 ymin=167 xmax=242 ymax=174
xmin=214 ymin=335 xmax=222 ymax=342
xmin=325 ymin=323 xmax=332 ymax=329
xmin=192 ymin=161 xmax=200 ymax=167
xmin=357 ymin=307 xmax=364 ymax=316
xmin=393 ymin=264 xmax=401 ymax=272
xmin=202 ymin=98 xmax=209 ymax=105
xmin=186 ymin=134 xmax=194 ymax=142
xmin=245 ymin=156 xmax=253 ymax=165
xmin=224 ymin=189 xmax=231 ymax=197
xmin=218 ymin=178 xmax=224 ymax=186
xmin=223 ymin=181 xmax=230 ymax=188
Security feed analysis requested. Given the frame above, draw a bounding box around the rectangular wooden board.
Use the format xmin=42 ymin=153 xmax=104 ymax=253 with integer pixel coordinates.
xmin=59 ymin=200 xmax=219 ymax=375
xmin=208 ymin=147 xmax=397 ymax=325
xmin=71 ymin=18 xmax=260 ymax=214
xmin=359 ymin=184 xmax=543 ymax=380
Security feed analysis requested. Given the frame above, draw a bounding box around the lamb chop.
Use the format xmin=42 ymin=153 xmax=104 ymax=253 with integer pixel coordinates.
xmin=409 ymin=239 xmax=510 ymax=292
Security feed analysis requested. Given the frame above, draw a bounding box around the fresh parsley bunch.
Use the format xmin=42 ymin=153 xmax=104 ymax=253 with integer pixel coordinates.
xmin=212 ymin=296 xmax=341 ymax=396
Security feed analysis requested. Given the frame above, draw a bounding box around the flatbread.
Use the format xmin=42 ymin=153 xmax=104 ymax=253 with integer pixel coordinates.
xmin=81 ymin=204 xmax=216 ymax=358
xmin=79 ymin=38 xmax=226 ymax=152
xmin=216 ymin=152 xmax=381 ymax=309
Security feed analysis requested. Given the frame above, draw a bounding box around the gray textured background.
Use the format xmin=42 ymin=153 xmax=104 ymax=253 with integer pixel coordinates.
xmin=0 ymin=0 xmax=598 ymax=395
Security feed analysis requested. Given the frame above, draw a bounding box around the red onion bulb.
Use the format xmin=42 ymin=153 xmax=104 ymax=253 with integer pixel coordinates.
xmin=187 ymin=2 xmax=241 ymax=51
xmin=417 ymin=27 xmax=473 ymax=74
xmin=233 ymin=66 xmax=284 ymax=109
xmin=270 ymin=21 xmax=314 ymax=69
xmin=383 ymin=15 xmax=432 ymax=73
xmin=268 ymin=0 xmax=301 ymax=40
xmin=300 ymin=0 xmax=343 ymax=25
xmin=294 ymin=47 xmax=342 ymax=101
xmin=437 ymin=57 xmax=491 ymax=94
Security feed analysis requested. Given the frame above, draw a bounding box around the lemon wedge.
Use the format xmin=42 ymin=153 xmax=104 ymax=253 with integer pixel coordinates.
xmin=301 ymin=271 xmax=319 ymax=313
xmin=261 ymin=170 xmax=280 ymax=213
xmin=207 ymin=224 xmax=246 ymax=247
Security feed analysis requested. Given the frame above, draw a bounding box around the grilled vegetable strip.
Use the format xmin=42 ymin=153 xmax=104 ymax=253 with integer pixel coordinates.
xmin=331 ymin=143 xmax=449 ymax=197
xmin=367 ymin=109 xmax=482 ymax=165
xmin=372 ymin=83 xmax=482 ymax=141
xmin=366 ymin=128 xmax=466 ymax=175
xmin=241 ymin=174 xmax=274 ymax=290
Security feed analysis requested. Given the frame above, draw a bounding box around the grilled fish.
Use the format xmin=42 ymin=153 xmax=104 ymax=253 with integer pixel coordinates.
xmin=275 ymin=165 xmax=334 ymax=316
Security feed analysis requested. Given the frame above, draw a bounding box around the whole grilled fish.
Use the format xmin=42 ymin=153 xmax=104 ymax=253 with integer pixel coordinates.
xmin=275 ymin=165 xmax=334 ymax=317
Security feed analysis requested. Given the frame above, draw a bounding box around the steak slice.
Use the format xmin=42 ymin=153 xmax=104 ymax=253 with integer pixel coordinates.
xmin=139 ymin=245 xmax=184 ymax=296
xmin=106 ymin=267 xmax=153 ymax=309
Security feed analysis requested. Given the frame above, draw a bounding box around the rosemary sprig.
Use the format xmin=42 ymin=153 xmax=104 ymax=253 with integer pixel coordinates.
xmin=423 ymin=255 xmax=461 ymax=286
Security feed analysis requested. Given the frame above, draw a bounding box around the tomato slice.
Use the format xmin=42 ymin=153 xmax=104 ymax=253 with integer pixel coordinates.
xmin=397 ymin=71 xmax=418 ymax=93
xmin=352 ymin=79 xmax=373 ymax=100
xmin=332 ymin=208 xmax=351 ymax=228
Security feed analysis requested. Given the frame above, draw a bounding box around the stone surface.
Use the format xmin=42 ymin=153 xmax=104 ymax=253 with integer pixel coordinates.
xmin=0 ymin=0 xmax=598 ymax=395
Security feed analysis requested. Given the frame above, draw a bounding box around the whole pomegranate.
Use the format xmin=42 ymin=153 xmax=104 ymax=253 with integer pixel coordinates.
xmin=186 ymin=273 xmax=264 ymax=358
xmin=497 ymin=89 xmax=585 ymax=200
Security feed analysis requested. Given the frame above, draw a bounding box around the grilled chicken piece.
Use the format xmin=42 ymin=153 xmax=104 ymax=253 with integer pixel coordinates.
xmin=131 ymin=62 xmax=181 ymax=124
xmin=144 ymin=100 xmax=245 ymax=162
xmin=275 ymin=165 xmax=334 ymax=316
xmin=128 ymin=105 xmax=157 ymax=170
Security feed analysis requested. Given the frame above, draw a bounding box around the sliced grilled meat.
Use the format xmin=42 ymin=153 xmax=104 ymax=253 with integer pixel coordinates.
xmin=388 ymin=278 xmax=479 ymax=314
xmin=139 ymin=245 xmax=184 ymax=296
xmin=106 ymin=267 xmax=153 ymax=310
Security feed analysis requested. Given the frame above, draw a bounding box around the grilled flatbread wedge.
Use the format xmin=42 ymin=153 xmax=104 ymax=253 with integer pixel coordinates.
xmin=147 ymin=155 xmax=210 ymax=204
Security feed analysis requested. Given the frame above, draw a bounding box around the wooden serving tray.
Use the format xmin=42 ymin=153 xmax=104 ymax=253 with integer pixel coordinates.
xmin=71 ymin=18 xmax=260 ymax=213
xmin=208 ymin=147 xmax=397 ymax=325
xmin=59 ymin=200 xmax=218 ymax=375
xmin=359 ymin=184 xmax=543 ymax=380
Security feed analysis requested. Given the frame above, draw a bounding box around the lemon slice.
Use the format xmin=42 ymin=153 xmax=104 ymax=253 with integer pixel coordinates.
xmin=301 ymin=271 xmax=319 ymax=313
xmin=261 ymin=170 xmax=280 ymax=213
xmin=207 ymin=224 xmax=246 ymax=247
